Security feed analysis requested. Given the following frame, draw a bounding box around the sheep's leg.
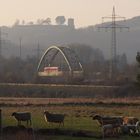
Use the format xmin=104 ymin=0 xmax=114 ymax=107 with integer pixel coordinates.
xmin=63 ymin=122 xmax=64 ymax=127
xmin=112 ymin=128 xmax=115 ymax=136
xmin=131 ymin=128 xmax=136 ymax=134
xmin=60 ymin=122 xmax=63 ymax=127
xmin=18 ymin=121 xmax=20 ymax=126
xmin=115 ymin=128 xmax=118 ymax=136
xmin=117 ymin=127 xmax=121 ymax=136
xmin=27 ymin=120 xmax=28 ymax=126
xmin=30 ymin=119 xmax=32 ymax=126
xmin=102 ymin=127 xmax=105 ymax=138
xmin=18 ymin=121 xmax=19 ymax=126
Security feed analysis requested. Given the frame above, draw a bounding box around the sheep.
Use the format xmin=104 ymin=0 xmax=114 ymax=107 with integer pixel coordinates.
xmin=93 ymin=114 xmax=123 ymax=137
xmin=121 ymin=121 xmax=140 ymax=135
xmin=12 ymin=112 xmax=32 ymax=126
xmin=123 ymin=116 xmax=139 ymax=125
xmin=93 ymin=114 xmax=123 ymax=126
xmin=102 ymin=124 xmax=121 ymax=137
xmin=44 ymin=111 xmax=65 ymax=126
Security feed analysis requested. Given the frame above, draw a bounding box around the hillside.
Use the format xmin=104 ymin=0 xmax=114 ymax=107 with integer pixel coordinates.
xmin=1 ymin=16 xmax=140 ymax=63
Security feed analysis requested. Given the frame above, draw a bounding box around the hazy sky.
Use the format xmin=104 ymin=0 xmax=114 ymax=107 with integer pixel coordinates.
xmin=0 ymin=0 xmax=140 ymax=27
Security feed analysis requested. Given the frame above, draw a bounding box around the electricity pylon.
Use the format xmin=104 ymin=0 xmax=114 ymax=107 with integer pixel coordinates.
xmin=33 ymin=41 xmax=43 ymax=61
xmin=37 ymin=41 xmax=40 ymax=61
xmin=19 ymin=37 xmax=22 ymax=59
xmin=99 ymin=6 xmax=129 ymax=80
xmin=0 ymin=28 xmax=8 ymax=58
xmin=0 ymin=28 xmax=1 ymax=58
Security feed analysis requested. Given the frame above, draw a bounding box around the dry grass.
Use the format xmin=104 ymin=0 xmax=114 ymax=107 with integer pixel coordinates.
xmin=0 ymin=97 xmax=140 ymax=105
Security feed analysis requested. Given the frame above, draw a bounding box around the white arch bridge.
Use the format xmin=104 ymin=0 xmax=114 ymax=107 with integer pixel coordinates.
xmin=37 ymin=46 xmax=84 ymax=83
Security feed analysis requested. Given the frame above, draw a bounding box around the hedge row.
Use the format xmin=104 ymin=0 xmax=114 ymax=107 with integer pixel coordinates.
xmin=0 ymin=84 xmax=121 ymax=98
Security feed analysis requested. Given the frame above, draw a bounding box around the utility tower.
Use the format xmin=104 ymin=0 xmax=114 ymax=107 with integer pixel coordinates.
xmin=37 ymin=41 xmax=40 ymax=61
xmin=33 ymin=41 xmax=43 ymax=61
xmin=0 ymin=28 xmax=2 ymax=58
xmin=0 ymin=27 xmax=8 ymax=58
xmin=19 ymin=37 xmax=22 ymax=59
xmin=99 ymin=6 xmax=129 ymax=80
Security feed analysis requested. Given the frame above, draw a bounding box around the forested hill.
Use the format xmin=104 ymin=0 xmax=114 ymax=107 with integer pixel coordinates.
xmin=1 ymin=16 xmax=140 ymax=63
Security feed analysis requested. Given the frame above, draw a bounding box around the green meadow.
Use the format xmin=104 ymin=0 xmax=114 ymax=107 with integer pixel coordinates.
xmin=0 ymin=97 xmax=140 ymax=140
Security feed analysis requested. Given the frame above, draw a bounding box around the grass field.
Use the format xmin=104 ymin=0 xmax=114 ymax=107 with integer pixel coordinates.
xmin=0 ymin=97 xmax=140 ymax=140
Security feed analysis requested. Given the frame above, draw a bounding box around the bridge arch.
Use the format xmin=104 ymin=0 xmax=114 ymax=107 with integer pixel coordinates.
xmin=37 ymin=45 xmax=83 ymax=78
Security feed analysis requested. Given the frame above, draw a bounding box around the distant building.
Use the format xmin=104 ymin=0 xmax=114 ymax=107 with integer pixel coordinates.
xmin=68 ymin=18 xmax=75 ymax=29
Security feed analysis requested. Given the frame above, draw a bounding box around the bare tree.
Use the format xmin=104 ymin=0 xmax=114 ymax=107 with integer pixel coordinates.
xmin=43 ymin=18 xmax=51 ymax=25
xmin=55 ymin=16 xmax=66 ymax=25
xmin=22 ymin=20 xmax=25 ymax=25
xmin=28 ymin=21 xmax=34 ymax=25
xmin=37 ymin=19 xmax=44 ymax=25
xmin=13 ymin=19 xmax=20 ymax=26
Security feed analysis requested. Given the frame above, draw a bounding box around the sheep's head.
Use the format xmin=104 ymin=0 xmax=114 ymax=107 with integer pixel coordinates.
xmin=136 ymin=121 xmax=140 ymax=127
xmin=93 ymin=114 xmax=101 ymax=120
xmin=12 ymin=112 xmax=16 ymax=116
xmin=44 ymin=111 xmax=49 ymax=115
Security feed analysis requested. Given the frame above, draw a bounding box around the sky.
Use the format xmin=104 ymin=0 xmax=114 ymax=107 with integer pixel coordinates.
xmin=0 ymin=0 xmax=140 ymax=27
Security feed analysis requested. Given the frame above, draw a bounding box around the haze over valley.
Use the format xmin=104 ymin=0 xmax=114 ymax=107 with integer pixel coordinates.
xmin=1 ymin=16 xmax=140 ymax=63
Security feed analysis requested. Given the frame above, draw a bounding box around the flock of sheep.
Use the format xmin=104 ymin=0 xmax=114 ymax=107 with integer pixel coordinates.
xmin=11 ymin=111 xmax=140 ymax=137
xmin=93 ymin=114 xmax=140 ymax=137
xmin=12 ymin=111 xmax=65 ymax=127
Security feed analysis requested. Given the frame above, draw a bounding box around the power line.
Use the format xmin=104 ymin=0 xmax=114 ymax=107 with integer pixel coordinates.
xmin=98 ymin=6 xmax=129 ymax=80
xmin=37 ymin=41 xmax=40 ymax=61
xmin=0 ymin=27 xmax=8 ymax=58
xmin=32 ymin=41 xmax=44 ymax=61
xmin=19 ymin=37 xmax=22 ymax=59
xmin=0 ymin=28 xmax=2 ymax=58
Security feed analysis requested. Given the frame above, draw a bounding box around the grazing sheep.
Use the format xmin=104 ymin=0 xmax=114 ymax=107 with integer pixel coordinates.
xmin=44 ymin=111 xmax=65 ymax=126
xmin=93 ymin=114 xmax=123 ymax=137
xmin=93 ymin=114 xmax=123 ymax=126
xmin=121 ymin=121 xmax=140 ymax=135
xmin=123 ymin=116 xmax=139 ymax=125
xmin=102 ymin=124 xmax=121 ymax=137
xmin=12 ymin=112 xmax=32 ymax=126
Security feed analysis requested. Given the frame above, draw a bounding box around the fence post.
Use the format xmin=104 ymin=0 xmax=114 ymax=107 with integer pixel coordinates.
xmin=0 ymin=109 xmax=2 ymax=139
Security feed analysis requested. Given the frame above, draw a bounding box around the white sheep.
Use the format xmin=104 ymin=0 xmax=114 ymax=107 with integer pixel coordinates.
xmin=121 ymin=121 xmax=140 ymax=135
xmin=12 ymin=112 xmax=32 ymax=126
xmin=123 ymin=116 xmax=139 ymax=125
xmin=44 ymin=111 xmax=65 ymax=126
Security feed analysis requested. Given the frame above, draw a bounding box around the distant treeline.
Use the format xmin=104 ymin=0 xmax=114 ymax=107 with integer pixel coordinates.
xmin=0 ymin=56 xmax=37 ymax=83
xmin=0 ymin=44 xmax=134 ymax=84
xmin=0 ymin=83 xmax=139 ymax=98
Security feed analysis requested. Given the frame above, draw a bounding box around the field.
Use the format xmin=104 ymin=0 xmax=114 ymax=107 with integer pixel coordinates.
xmin=0 ymin=97 xmax=140 ymax=140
